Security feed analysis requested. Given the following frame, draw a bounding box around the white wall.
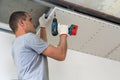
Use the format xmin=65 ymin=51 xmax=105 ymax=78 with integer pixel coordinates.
xmin=0 ymin=31 xmax=17 ymax=80
xmin=0 ymin=23 xmax=17 ymax=80
xmin=48 ymin=49 xmax=120 ymax=80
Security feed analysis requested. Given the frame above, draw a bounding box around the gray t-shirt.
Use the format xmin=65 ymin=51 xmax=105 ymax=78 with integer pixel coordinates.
xmin=12 ymin=33 xmax=49 ymax=80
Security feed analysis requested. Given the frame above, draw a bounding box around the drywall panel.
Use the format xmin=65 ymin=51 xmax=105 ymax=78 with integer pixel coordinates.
xmin=48 ymin=49 xmax=120 ymax=80
xmin=45 ymin=7 xmax=120 ymax=61
xmin=108 ymin=46 xmax=120 ymax=61
xmin=80 ymin=25 xmax=120 ymax=57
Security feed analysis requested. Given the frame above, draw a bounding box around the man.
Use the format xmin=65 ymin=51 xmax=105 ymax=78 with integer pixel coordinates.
xmin=9 ymin=11 xmax=68 ymax=80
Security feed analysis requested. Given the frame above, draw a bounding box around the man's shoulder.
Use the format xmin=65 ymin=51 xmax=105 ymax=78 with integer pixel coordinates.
xmin=24 ymin=32 xmax=37 ymax=38
xmin=25 ymin=32 xmax=36 ymax=36
xmin=14 ymin=33 xmax=36 ymax=43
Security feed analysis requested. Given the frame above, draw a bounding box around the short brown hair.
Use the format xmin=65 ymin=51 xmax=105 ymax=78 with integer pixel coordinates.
xmin=9 ymin=11 xmax=27 ymax=33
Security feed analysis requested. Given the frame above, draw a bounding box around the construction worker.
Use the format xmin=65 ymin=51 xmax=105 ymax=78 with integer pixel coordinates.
xmin=9 ymin=11 xmax=68 ymax=80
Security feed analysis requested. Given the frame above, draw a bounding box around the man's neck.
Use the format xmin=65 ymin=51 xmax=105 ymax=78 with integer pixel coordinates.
xmin=15 ymin=30 xmax=26 ymax=37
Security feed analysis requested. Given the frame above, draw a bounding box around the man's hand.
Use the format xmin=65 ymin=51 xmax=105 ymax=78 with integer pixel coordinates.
xmin=58 ymin=24 xmax=69 ymax=36
xmin=39 ymin=14 xmax=49 ymax=41
xmin=39 ymin=14 xmax=49 ymax=28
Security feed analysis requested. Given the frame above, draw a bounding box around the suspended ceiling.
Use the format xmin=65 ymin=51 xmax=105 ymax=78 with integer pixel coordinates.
xmin=42 ymin=7 xmax=120 ymax=62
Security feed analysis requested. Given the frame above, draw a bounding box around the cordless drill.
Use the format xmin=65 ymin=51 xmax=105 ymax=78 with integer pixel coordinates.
xmin=51 ymin=14 xmax=78 ymax=36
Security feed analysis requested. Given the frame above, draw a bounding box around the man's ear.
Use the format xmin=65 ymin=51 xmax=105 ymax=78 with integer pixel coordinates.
xmin=18 ymin=19 xmax=24 ymax=28
xmin=17 ymin=19 xmax=26 ymax=32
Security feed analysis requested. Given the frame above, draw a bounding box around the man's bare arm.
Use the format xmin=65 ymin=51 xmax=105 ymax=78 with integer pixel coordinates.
xmin=43 ymin=35 xmax=67 ymax=61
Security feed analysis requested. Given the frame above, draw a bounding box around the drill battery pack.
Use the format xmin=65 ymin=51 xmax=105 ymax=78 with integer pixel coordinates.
xmin=68 ymin=24 xmax=78 ymax=36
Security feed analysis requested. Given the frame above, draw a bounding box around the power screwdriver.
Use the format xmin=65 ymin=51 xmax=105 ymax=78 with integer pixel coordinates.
xmin=51 ymin=14 xmax=78 ymax=36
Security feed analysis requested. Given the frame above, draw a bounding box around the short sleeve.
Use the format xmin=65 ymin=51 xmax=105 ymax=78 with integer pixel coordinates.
xmin=24 ymin=33 xmax=48 ymax=54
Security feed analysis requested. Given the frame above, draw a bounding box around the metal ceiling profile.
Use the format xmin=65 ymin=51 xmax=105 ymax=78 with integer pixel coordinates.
xmin=0 ymin=22 xmax=13 ymax=34
xmin=34 ymin=0 xmax=120 ymax=25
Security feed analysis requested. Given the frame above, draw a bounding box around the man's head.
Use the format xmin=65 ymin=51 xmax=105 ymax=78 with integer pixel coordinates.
xmin=9 ymin=11 xmax=36 ymax=35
